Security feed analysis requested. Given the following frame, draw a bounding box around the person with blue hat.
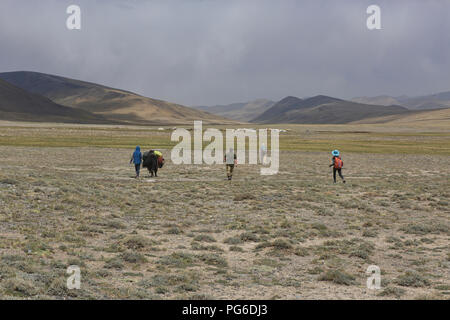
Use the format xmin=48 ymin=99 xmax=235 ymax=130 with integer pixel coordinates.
xmin=329 ymin=149 xmax=345 ymax=183
xmin=130 ymin=146 xmax=143 ymax=178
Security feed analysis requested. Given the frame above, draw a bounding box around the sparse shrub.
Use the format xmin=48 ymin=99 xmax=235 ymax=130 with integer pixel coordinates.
xmin=196 ymin=253 xmax=228 ymax=268
xmin=194 ymin=235 xmax=216 ymax=242
xmin=176 ymin=283 xmax=198 ymax=292
xmin=349 ymin=242 xmax=374 ymax=261
xmin=2 ymin=254 xmax=26 ymax=266
xmin=253 ymin=258 xmax=281 ymax=268
xmin=294 ymin=247 xmax=309 ymax=257
xmin=3 ymin=278 xmax=39 ymax=297
xmin=47 ymin=278 xmax=73 ymax=297
xmin=0 ymin=178 xmax=16 ymax=185
xmin=234 ymin=193 xmax=255 ymax=201
xmin=255 ymin=241 xmax=271 ymax=250
xmin=104 ymin=257 xmax=124 ymax=269
xmin=311 ymin=223 xmax=327 ymax=231
xmin=271 ymin=239 xmax=293 ymax=250
xmin=362 ymin=229 xmax=378 ymax=237
xmin=434 ymin=284 xmax=450 ymax=290
xmin=318 ymin=270 xmax=356 ymax=286
xmin=307 ymin=266 xmax=323 ymax=275
xmin=158 ymin=252 xmax=195 ymax=268
xmin=155 ymin=287 xmax=169 ymax=294
xmin=123 ymin=236 xmax=148 ymax=250
xmin=168 ymin=227 xmax=183 ymax=235
xmin=41 ymin=230 xmax=57 ymax=238
xmin=316 ymin=207 xmax=334 ymax=216
xmin=255 ymin=239 xmax=293 ymax=253
xmin=224 ymin=236 xmax=244 ymax=245
xmin=95 ymin=270 xmax=111 ymax=278
xmin=377 ymin=286 xmax=406 ymax=298
xmin=106 ymin=220 xmax=126 ymax=230
xmin=189 ymin=294 xmax=212 ymax=300
xmin=240 ymin=232 xmax=259 ymax=242
xmin=191 ymin=242 xmax=223 ymax=252
xmin=311 ymin=223 xmax=341 ymax=237
xmin=67 ymin=257 xmax=86 ymax=267
xmin=401 ymin=223 xmax=449 ymax=235
xmin=121 ymin=251 xmax=147 ymax=263
xmin=395 ymin=271 xmax=430 ymax=287
xmin=50 ymin=260 xmax=67 ymax=270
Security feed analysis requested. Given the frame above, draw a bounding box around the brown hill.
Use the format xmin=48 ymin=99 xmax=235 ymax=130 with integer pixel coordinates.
xmin=0 ymin=71 xmax=234 ymax=125
xmin=0 ymin=78 xmax=108 ymax=123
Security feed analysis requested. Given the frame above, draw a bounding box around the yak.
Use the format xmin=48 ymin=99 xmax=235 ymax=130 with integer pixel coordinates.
xmin=142 ymin=150 xmax=164 ymax=177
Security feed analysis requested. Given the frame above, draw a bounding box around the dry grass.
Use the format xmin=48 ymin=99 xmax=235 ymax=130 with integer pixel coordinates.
xmin=0 ymin=122 xmax=448 ymax=299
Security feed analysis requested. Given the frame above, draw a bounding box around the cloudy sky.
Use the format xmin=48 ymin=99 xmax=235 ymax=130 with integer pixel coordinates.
xmin=1 ymin=0 xmax=449 ymax=105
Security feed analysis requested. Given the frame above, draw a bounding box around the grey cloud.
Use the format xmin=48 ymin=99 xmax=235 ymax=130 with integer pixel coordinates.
xmin=0 ymin=0 xmax=449 ymax=105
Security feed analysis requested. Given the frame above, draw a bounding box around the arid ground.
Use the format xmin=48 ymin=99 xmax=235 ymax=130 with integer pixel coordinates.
xmin=0 ymin=121 xmax=448 ymax=299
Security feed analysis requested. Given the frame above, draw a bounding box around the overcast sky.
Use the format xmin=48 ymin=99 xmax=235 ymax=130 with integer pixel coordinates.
xmin=1 ymin=0 xmax=449 ymax=106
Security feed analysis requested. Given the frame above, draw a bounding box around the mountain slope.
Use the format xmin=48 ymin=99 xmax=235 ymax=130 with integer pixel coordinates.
xmin=194 ymin=99 xmax=275 ymax=122
xmin=0 ymin=71 xmax=234 ymax=125
xmin=351 ymin=95 xmax=403 ymax=106
xmin=252 ymin=95 xmax=408 ymax=124
xmin=352 ymin=91 xmax=450 ymax=110
xmin=253 ymin=95 xmax=344 ymax=123
xmin=401 ymin=91 xmax=450 ymax=110
xmin=0 ymin=79 xmax=107 ymax=123
xmin=350 ymin=107 xmax=450 ymax=128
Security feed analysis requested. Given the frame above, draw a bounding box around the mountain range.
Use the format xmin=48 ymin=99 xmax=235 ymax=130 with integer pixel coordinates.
xmin=251 ymin=95 xmax=408 ymax=124
xmin=352 ymin=92 xmax=450 ymax=110
xmin=198 ymin=92 xmax=450 ymax=124
xmin=0 ymin=71 xmax=449 ymax=125
xmin=194 ymin=99 xmax=275 ymax=122
xmin=0 ymin=71 xmax=232 ymax=125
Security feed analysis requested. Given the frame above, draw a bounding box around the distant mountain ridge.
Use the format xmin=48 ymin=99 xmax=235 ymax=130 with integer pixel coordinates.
xmin=352 ymin=91 xmax=450 ymax=110
xmin=252 ymin=95 xmax=408 ymax=124
xmin=0 ymin=71 xmax=234 ymax=125
xmin=194 ymin=99 xmax=275 ymax=122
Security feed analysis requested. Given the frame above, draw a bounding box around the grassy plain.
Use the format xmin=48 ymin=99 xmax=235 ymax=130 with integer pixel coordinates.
xmin=0 ymin=121 xmax=448 ymax=299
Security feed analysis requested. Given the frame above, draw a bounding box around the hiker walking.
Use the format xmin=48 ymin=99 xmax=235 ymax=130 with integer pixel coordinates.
xmin=224 ymin=148 xmax=237 ymax=180
xmin=329 ymin=149 xmax=346 ymax=183
xmin=130 ymin=146 xmax=143 ymax=178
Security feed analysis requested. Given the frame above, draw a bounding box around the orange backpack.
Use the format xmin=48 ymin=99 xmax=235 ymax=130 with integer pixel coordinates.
xmin=334 ymin=156 xmax=343 ymax=169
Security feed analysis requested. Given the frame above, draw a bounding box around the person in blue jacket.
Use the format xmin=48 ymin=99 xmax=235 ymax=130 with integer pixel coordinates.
xmin=130 ymin=146 xmax=143 ymax=178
